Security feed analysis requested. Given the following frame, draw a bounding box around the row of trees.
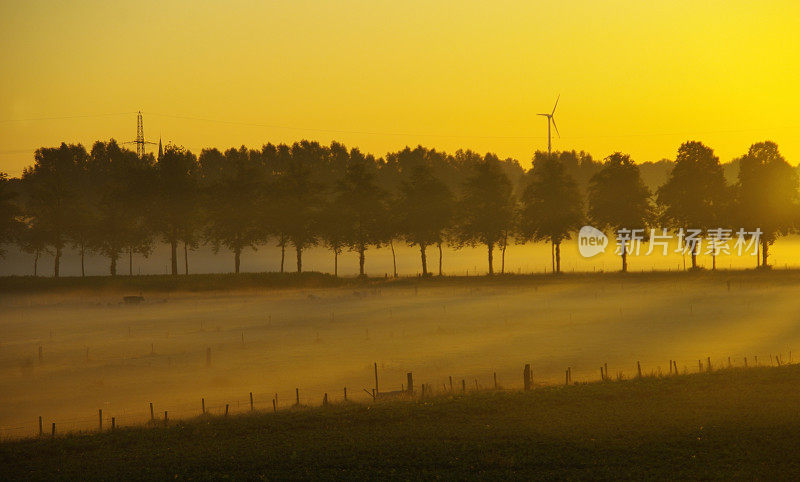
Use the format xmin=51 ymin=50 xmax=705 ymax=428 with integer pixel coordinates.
xmin=0 ymin=139 xmax=796 ymax=277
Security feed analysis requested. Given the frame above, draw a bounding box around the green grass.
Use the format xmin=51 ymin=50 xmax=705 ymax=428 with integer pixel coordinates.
xmin=3 ymin=365 xmax=800 ymax=479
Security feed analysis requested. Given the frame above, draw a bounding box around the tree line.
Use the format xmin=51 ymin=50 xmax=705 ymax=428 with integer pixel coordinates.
xmin=0 ymin=139 xmax=796 ymax=277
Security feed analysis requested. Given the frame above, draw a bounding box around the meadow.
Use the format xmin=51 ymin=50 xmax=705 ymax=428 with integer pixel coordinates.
xmin=1 ymin=269 xmax=799 ymax=442
xmin=3 ymin=365 xmax=800 ymax=479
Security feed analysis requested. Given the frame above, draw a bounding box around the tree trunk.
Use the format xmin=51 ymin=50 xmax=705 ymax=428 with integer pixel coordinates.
xmin=80 ymin=245 xmax=85 ymax=277
xmin=621 ymin=244 xmax=628 ymax=273
xmin=756 ymin=242 xmax=760 ymax=267
xmin=296 ymin=245 xmax=302 ymax=273
xmin=170 ymin=237 xmax=178 ymax=276
xmin=129 ymin=247 xmax=133 ymax=276
xmin=487 ymin=242 xmax=494 ymax=276
xmin=762 ymin=239 xmax=769 ymax=267
xmin=34 ymin=251 xmax=39 ymax=277
xmin=184 ymin=241 xmax=189 ymax=275
xmin=437 ymin=241 xmax=443 ymax=276
xmin=551 ymin=242 xmax=555 ymax=274
xmin=390 ymin=240 xmax=397 ymax=278
xmin=280 ymin=241 xmax=285 ymax=273
xmin=501 ymin=236 xmax=507 ymax=274
xmin=334 ymin=250 xmax=339 ymax=277
xmin=358 ymin=246 xmax=366 ymax=276
xmin=110 ymin=255 xmax=117 ymax=276
xmin=420 ymin=243 xmax=428 ymax=276
xmin=54 ymin=245 xmax=61 ymax=278
xmin=555 ymin=241 xmax=561 ymax=274
xmin=234 ymin=247 xmax=241 ymax=274
xmin=691 ymin=251 xmax=697 ymax=269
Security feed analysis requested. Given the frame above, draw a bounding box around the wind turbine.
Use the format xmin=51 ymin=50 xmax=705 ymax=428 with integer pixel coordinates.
xmin=537 ymin=95 xmax=560 ymax=155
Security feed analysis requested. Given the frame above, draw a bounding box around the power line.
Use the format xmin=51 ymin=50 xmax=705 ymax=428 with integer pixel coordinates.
xmin=2 ymin=109 xmax=799 ymax=139
xmin=0 ymin=112 xmax=136 ymax=123
xmin=144 ymin=111 xmax=548 ymax=140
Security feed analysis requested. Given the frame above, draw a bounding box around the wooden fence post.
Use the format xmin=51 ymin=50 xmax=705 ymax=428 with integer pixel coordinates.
xmin=407 ymin=372 xmax=414 ymax=393
xmin=698 ymin=359 xmax=703 ymax=372
xmin=374 ymin=362 xmax=379 ymax=395
xmin=51 ymin=422 xmax=55 ymax=437
xmin=295 ymin=388 xmax=300 ymax=406
xmin=150 ymin=403 xmax=154 ymax=422
xmin=164 ymin=411 xmax=168 ymax=427
xmin=202 ymin=398 xmax=205 ymax=414
xmin=272 ymin=398 xmax=277 ymax=412
xmin=323 ymin=393 xmax=328 ymax=406
xmin=38 ymin=416 xmax=42 ymax=436
xmin=250 ymin=392 xmax=254 ymax=411
xmin=523 ymin=364 xmax=531 ymax=391
xmin=707 ymin=357 xmax=712 ymax=372
xmin=493 ymin=372 xmax=498 ymax=389
xmin=98 ymin=409 xmax=102 ymax=431
xmin=637 ymin=361 xmax=642 ymax=379
xmin=111 ymin=417 xmax=115 ymax=431
xmin=225 ymin=404 xmax=229 ymax=416
xmin=461 ymin=379 xmax=466 ymax=394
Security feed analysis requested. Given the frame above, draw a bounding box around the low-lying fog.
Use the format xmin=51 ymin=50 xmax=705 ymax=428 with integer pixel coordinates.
xmin=5 ymin=235 xmax=800 ymax=278
xmin=1 ymin=273 xmax=799 ymax=438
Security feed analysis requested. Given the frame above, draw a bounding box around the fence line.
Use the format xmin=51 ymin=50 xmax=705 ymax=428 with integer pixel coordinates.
xmin=1 ymin=349 xmax=794 ymax=441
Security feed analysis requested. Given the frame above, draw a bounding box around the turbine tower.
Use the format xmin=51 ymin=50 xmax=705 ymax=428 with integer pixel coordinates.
xmin=537 ymin=95 xmax=560 ymax=155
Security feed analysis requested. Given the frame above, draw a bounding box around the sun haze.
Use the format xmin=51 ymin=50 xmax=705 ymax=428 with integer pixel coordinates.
xmin=1 ymin=0 xmax=799 ymax=175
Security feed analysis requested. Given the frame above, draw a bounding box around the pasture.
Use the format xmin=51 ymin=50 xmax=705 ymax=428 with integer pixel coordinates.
xmin=1 ymin=270 xmax=798 ymax=439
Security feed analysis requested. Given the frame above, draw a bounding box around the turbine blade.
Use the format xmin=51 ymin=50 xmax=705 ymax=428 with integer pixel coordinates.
xmin=551 ymin=117 xmax=560 ymax=137
xmin=551 ymin=94 xmax=560 ymax=115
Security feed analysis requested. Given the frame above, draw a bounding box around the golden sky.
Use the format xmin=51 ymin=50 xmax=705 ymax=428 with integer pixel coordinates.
xmin=1 ymin=0 xmax=799 ymax=176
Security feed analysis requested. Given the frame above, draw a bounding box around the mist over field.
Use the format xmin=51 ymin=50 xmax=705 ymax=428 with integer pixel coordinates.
xmin=2 ymin=272 xmax=797 ymax=438
xmin=4 ymin=235 xmax=800 ymax=278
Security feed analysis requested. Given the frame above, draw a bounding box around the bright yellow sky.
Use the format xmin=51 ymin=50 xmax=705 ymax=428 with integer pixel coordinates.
xmin=1 ymin=0 xmax=799 ymax=176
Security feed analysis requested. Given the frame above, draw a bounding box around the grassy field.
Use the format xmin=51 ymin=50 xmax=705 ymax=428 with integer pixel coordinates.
xmin=2 ymin=365 xmax=800 ymax=479
xmin=2 ymin=269 xmax=800 ymax=440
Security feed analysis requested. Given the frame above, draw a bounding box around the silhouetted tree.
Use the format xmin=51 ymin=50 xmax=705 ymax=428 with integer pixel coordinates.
xmin=518 ymin=155 xmax=583 ymax=274
xmin=154 ymin=144 xmax=198 ymax=275
xmin=275 ymin=141 xmax=325 ymax=273
xmin=588 ymin=152 xmax=651 ymax=272
xmin=22 ymin=143 xmax=88 ymax=277
xmin=734 ymin=141 xmax=798 ymax=267
xmin=0 ymin=172 xmax=22 ymax=258
xmin=396 ymin=165 xmax=454 ymax=276
xmin=88 ymin=140 xmax=155 ymax=275
xmin=17 ymin=218 xmax=50 ymax=276
xmin=199 ymin=147 xmax=264 ymax=274
xmin=657 ymin=141 xmax=729 ymax=269
xmin=337 ymin=150 xmax=387 ymax=276
xmin=455 ymin=155 xmax=516 ymax=275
